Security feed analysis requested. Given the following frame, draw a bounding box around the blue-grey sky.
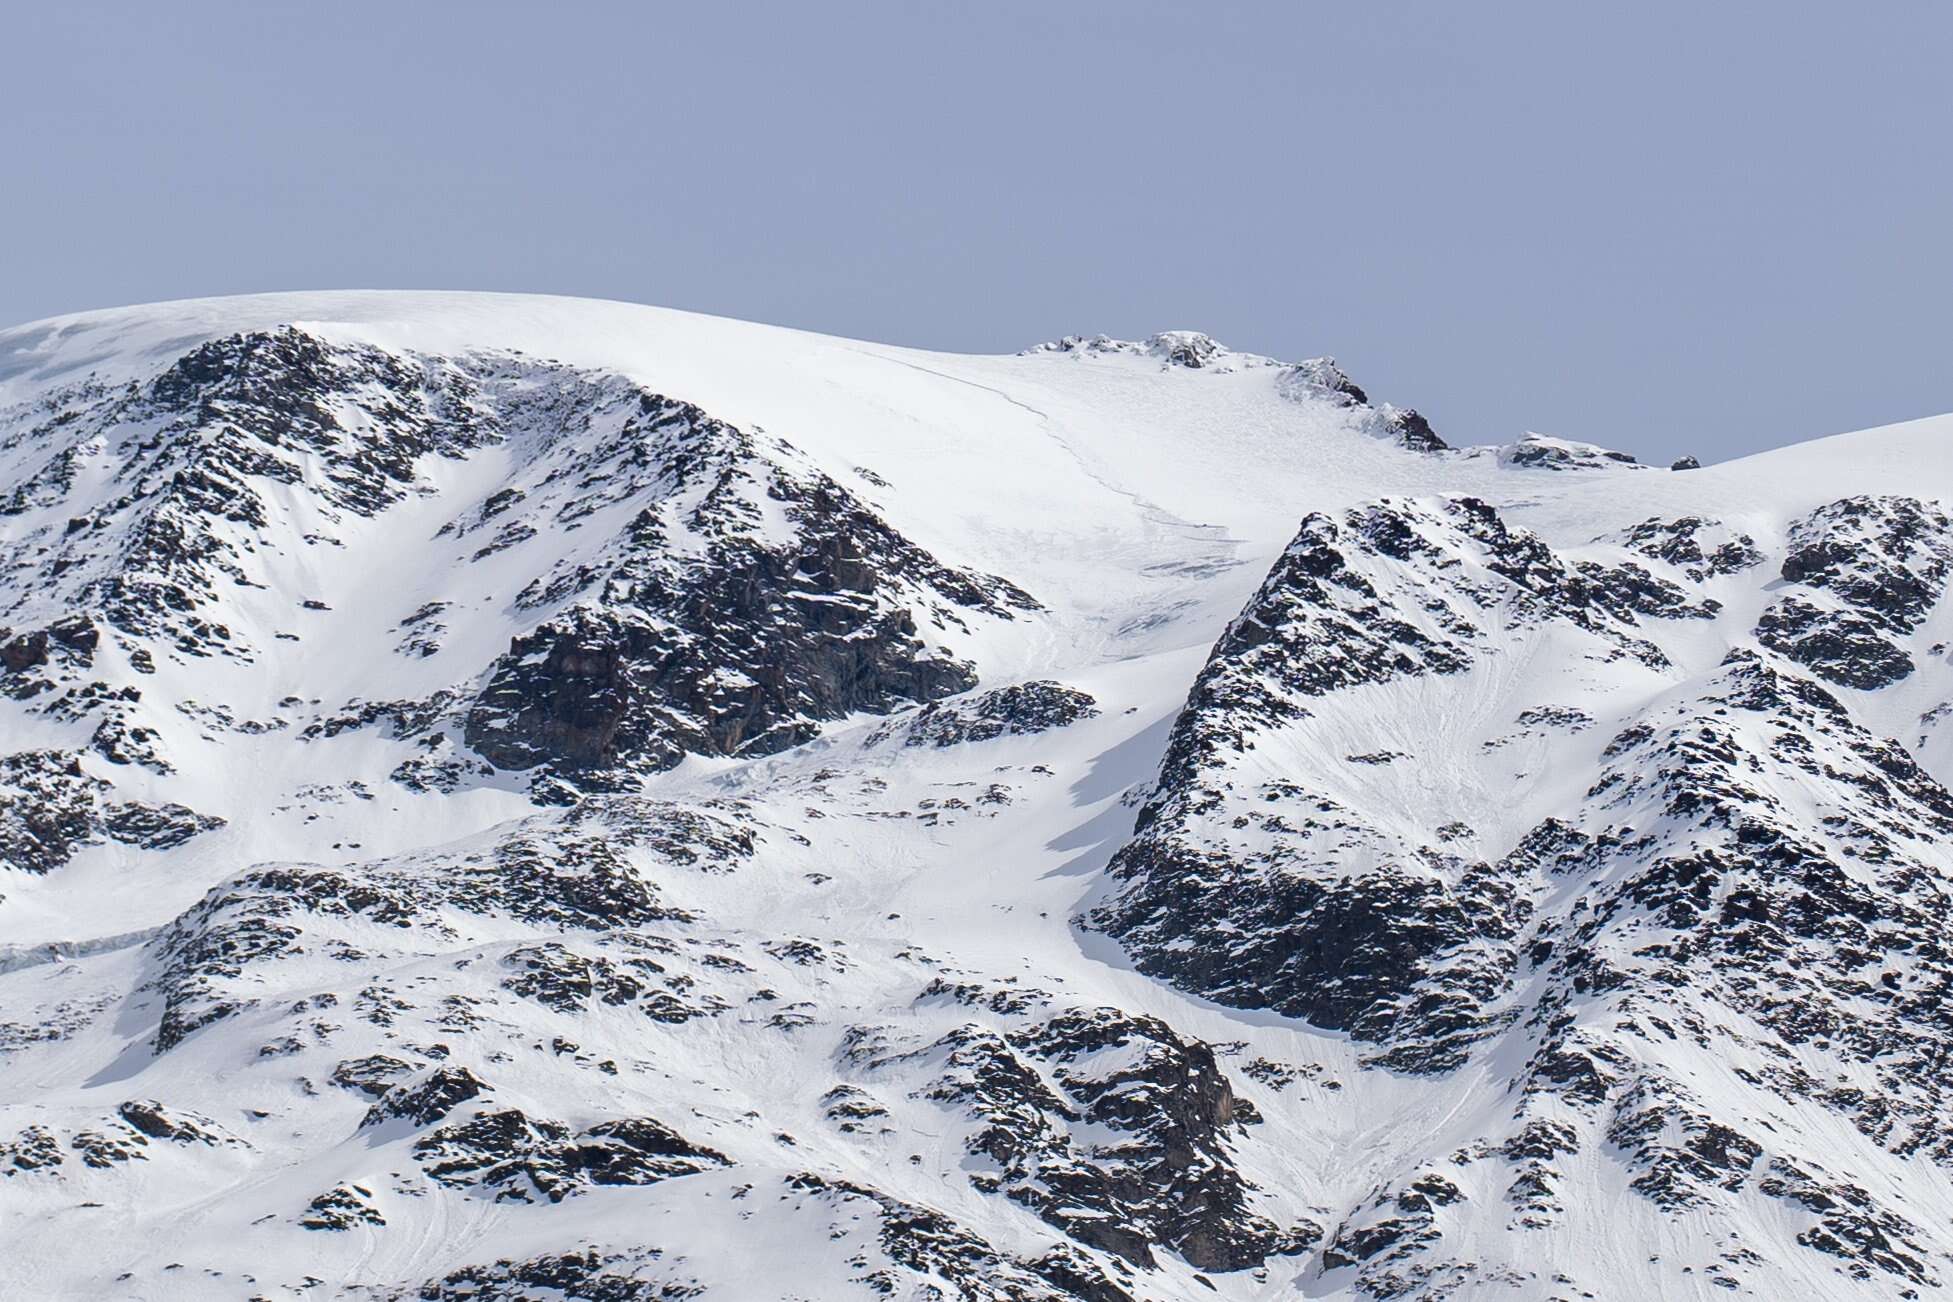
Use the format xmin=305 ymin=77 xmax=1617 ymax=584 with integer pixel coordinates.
xmin=6 ymin=3 xmax=1950 ymax=464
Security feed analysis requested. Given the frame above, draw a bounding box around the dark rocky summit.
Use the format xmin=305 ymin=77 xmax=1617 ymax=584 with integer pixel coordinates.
xmin=3 ymin=326 xmax=1036 ymax=803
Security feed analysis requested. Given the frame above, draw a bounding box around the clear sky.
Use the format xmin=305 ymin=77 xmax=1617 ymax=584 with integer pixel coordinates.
xmin=6 ymin=3 xmax=1950 ymax=465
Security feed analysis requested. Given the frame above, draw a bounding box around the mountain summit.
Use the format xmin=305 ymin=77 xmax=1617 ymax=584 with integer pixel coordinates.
xmin=3 ymin=292 xmax=1953 ymax=1300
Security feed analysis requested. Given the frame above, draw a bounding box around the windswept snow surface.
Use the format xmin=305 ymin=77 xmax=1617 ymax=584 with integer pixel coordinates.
xmin=2 ymin=292 xmax=1953 ymax=1299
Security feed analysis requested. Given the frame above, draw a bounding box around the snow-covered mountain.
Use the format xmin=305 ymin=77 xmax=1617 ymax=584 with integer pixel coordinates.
xmin=3 ymin=291 xmax=1952 ymax=1301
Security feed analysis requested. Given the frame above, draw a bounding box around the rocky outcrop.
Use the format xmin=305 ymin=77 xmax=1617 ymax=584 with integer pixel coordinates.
xmin=1086 ymin=497 xmax=1737 ymax=1072
xmin=847 ymin=1000 xmax=1312 ymax=1272
xmin=421 ymin=1247 xmax=702 ymax=1301
xmin=1281 ymin=356 xmax=1451 ymax=452
xmin=457 ymin=383 xmax=1034 ymax=787
xmin=1025 ymin=331 xmax=1251 ymax=372
xmin=1494 ymin=434 xmax=1640 ymax=471
xmin=2 ymin=329 xmax=498 ymax=658
xmin=413 ymin=1107 xmax=728 ymax=1202
xmin=1755 ymin=496 xmax=1953 ymax=689
xmin=0 ymin=749 xmax=222 ymax=873
xmin=1617 ymin=515 xmax=1764 ymax=581
xmin=1092 ymin=492 xmax=1953 ymax=1292
xmin=784 ymin=1171 xmax=1137 ymax=1302
xmin=299 ymin=1182 xmax=385 ymax=1230
xmin=147 ymin=799 xmax=742 ymax=1052
xmin=466 ymin=621 xmax=635 ymax=772
xmin=868 ymin=680 xmax=1098 ymax=749
xmin=363 ymin=1066 xmax=490 ymax=1130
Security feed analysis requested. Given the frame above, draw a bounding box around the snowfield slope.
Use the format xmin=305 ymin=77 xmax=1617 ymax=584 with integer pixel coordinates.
xmin=3 ymin=292 xmax=1953 ymax=1300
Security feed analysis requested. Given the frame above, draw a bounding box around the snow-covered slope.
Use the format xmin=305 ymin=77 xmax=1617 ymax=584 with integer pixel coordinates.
xmin=3 ymin=291 xmax=1953 ymax=1300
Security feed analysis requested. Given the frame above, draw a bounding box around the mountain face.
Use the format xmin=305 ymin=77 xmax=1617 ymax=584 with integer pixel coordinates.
xmin=3 ymin=295 xmax=1953 ymax=1302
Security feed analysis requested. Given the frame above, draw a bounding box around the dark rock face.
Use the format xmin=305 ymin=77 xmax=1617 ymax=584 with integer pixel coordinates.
xmin=301 ymin=693 xmax=455 ymax=744
xmin=456 ymin=384 xmax=1034 ymax=787
xmin=465 ymin=596 xmax=982 ymax=781
xmin=1284 ymin=356 xmax=1374 ymax=407
xmin=467 ymin=624 xmax=634 ymax=772
xmin=1020 ymin=1008 xmax=1315 ymax=1270
xmin=0 ymin=751 xmax=100 ymax=874
xmin=1779 ymin=496 xmax=1952 ymax=624
xmin=1101 ymin=847 xmax=1525 ymax=1076
xmin=501 ymin=942 xmax=621 ymax=1012
xmin=0 ymin=630 xmax=48 ymax=673
xmin=1381 ymin=407 xmax=1447 ymax=453
xmin=1756 ymin=597 xmax=1914 ymax=688
xmin=1576 ymin=558 xmax=1721 ymax=621
xmin=1670 ymin=454 xmax=1702 ymax=470
xmin=99 ymin=801 xmax=225 ymax=849
xmin=114 ymin=1098 xmax=229 ymax=1145
xmin=1321 ymin=1172 xmax=1465 ymax=1278
xmin=1153 ymin=331 xmax=1222 ymax=369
